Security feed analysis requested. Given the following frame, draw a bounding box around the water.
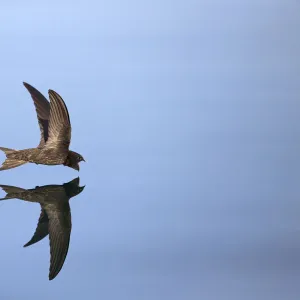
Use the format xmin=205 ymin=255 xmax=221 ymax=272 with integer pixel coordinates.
xmin=0 ymin=1 xmax=299 ymax=299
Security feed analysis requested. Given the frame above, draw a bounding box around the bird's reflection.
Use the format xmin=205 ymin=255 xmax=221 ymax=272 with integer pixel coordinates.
xmin=0 ymin=177 xmax=85 ymax=280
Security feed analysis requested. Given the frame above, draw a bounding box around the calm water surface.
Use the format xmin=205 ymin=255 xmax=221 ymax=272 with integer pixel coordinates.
xmin=0 ymin=1 xmax=299 ymax=299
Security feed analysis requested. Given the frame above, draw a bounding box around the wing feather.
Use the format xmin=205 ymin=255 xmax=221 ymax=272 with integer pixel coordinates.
xmin=23 ymin=82 xmax=50 ymax=147
xmin=47 ymin=207 xmax=71 ymax=280
xmin=46 ymin=90 xmax=71 ymax=151
xmin=24 ymin=209 xmax=49 ymax=247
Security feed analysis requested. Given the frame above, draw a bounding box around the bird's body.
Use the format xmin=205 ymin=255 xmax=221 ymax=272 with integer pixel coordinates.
xmin=0 ymin=82 xmax=85 ymax=171
xmin=0 ymin=177 xmax=85 ymax=280
xmin=4 ymin=147 xmax=67 ymax=165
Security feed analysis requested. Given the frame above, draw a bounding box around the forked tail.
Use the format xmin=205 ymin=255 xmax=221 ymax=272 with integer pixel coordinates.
xmin=0 ymin=147 xmax=27 ymax=171
xmin=0 ymin=184 xmax=26 ymax=200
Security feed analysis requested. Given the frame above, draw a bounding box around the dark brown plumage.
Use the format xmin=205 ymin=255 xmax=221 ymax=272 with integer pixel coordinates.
xmin=0 ymin=177 xmax=85 ymax=280
xmin=0 ymin=82 xmax=85 ymax=171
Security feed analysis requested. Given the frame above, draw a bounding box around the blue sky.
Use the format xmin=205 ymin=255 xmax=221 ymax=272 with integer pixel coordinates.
xmin=0 ymin=1 xmax=299 ymax=299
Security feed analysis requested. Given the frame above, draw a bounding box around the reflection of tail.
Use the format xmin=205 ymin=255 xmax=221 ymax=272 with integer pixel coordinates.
xmin=0 ymin=147 xmax=27 ymax=171
xmin=0 ymin=184 xmax=26 ymax=200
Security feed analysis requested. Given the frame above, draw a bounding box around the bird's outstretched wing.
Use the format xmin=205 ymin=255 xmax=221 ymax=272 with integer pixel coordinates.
xmin=23 ymin=209 xmax=49 ymax=247
xmin=45 ymin=90 xmax=71 ymax=152
xmin=23 ymin=82 xmax=50 ymax=148
xmin=46 ymin=204 xmax=72 ymax=280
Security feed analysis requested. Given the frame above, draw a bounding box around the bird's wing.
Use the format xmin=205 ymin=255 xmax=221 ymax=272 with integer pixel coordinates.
xmin=46 ymin=203 xmax=72 ymax=280
xmin=23 ymin=82 xmax=50 ymax=148
xmin=45 ymin=90 xmax=71 ymax=151
xmin=23 ymin=208 xmax=49 ymax=247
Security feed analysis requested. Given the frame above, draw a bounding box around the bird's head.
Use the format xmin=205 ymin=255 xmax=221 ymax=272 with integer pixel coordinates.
xmin=64 ymin=150 xmax=85 ymax=171
xmin=64 ymin=177 xmax=85 ymax=198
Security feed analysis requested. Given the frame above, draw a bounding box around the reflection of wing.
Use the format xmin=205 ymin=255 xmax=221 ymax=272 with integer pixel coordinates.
xmin=24 ymin=209 xmax=49 ymax=247
xmin=47 ymin=205 xmax=72 ymax=280
xmin=23 ymin=82 xmax=50 ymax=148
xmin=0 ymin=177 xmax=84 ymax=280
xmin=46 ymin=90 xmax=71 ymax=151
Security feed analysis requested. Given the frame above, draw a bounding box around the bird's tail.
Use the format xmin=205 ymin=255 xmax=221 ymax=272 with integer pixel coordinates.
xmin=0 ymin=184 xmax=26 ymax=200
xmin=0 ymin=147 xmax=27 ymax=171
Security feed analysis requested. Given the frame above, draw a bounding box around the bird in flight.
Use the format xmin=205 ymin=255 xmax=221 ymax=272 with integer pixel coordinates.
xmin=0 ymin=177 xmax=85 ymax=280
xmin=0 ymin=82 xmax=85 ymax=171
